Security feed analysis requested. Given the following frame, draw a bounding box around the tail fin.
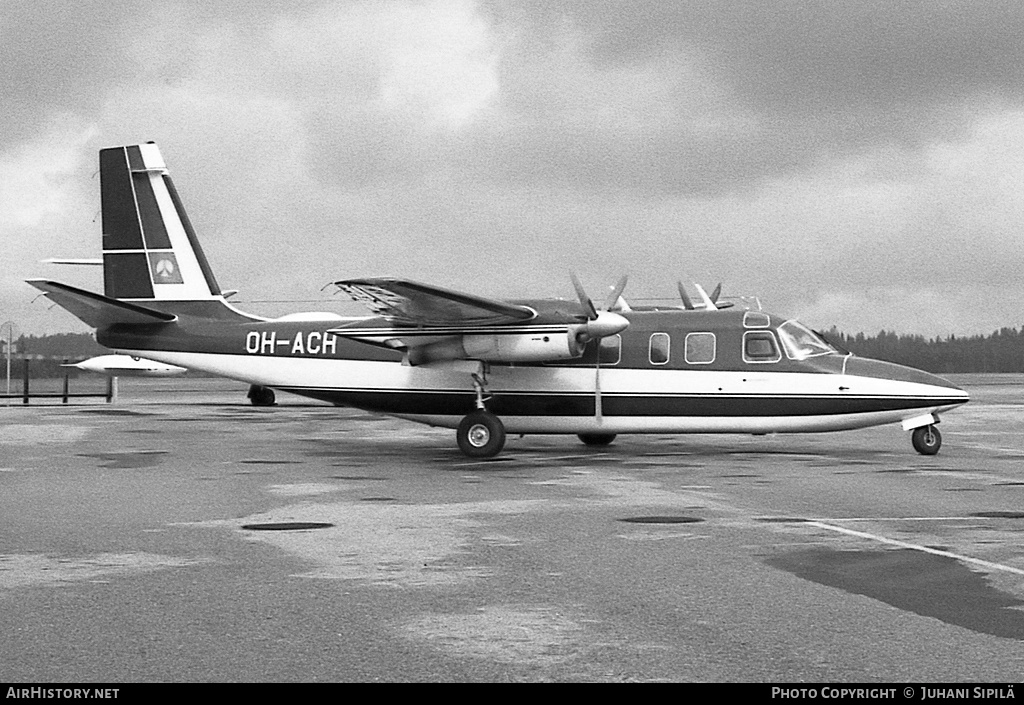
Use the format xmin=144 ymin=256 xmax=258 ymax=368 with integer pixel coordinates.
xmin=100 ymin=143 xmax=222 ymax=302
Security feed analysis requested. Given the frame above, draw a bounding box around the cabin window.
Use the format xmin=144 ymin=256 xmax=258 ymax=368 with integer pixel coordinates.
xmin=743 ymin=331 xmax=781 ymax=363
xmin=684 ymin=332 xmax=716 ymax=365
xmin=649 ymin=333 xmax=670 ymax=365
xmin=599 ymin=335 xmax=621 ymax=365
xmin=743 ymin=311 xmax=771 ymax=328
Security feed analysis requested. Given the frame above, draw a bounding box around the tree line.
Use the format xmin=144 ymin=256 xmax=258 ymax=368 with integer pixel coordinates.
xmin=1 ymin=333 xmax=106 ymax=379
xmin=820 ymin=326 xmax=1024 ymax=374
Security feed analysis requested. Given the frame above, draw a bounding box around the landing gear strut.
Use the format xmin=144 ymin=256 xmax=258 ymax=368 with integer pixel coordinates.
xmin=456 ymin=366 xmax=505 ymax=458
xmin=911 ymin=425 xmax=941 ymax=455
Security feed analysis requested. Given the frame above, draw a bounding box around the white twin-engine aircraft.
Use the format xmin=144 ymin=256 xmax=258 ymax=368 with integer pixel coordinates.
xmin=29 ymin=143 xmax=969 ymax=458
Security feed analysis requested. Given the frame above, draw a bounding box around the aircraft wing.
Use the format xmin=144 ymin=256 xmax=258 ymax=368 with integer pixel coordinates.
xmin=332 ymin=278 xmax=536 ymax=326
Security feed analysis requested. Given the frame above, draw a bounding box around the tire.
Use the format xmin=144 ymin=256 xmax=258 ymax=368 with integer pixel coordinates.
xmin=911 ymin=425 xmax=941 ymax=455
xmin=578 ymin=433 xmax=616 ymax=447
xmin=248 ymin=385 xmax=276 ymax=407
xmin=457 ymin=411 xmax=506 ymax=458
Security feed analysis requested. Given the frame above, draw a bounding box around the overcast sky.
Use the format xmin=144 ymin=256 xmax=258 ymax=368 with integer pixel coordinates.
xmin=3 ymin=0 xmax=1024 ymax=337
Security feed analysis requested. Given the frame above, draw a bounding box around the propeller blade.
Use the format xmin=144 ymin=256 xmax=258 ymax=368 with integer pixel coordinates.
xmin=694 ymin=283 xmax=718 ymax=311
xmin=677 ymin=281 xmax=695 ymax=310
xmin=570 ymin=272 xmax=598 ymax=320
xmin=601 ymin=274 xmax=629 ymax=312
xmin=710 ymin=283 xmax=722 ymax=303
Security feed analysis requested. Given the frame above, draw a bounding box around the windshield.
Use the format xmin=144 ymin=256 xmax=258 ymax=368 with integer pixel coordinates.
xmin=777 ymin=320 xmax=836 ymax=360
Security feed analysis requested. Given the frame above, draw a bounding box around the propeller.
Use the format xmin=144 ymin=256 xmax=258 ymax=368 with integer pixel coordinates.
xmin=569 ymin=273 xmax=630 ymax=346
xmin=677 ymin=281 xmax=734 ymax=310
xmin=677 ymin=281 xmax=695 ymax=310
xmin=569 ymin=274 xmax=630 ymax=423
xmin=693 ymin=283 xmax=718 ymax=310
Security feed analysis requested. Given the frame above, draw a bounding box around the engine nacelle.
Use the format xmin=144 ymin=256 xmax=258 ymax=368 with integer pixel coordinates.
xmin=408 ymin=333 xmax=579 ymax=365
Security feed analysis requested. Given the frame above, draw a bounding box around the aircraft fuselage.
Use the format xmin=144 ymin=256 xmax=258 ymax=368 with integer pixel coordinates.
xmin=99 ymin=305 xmax=967 ymax=437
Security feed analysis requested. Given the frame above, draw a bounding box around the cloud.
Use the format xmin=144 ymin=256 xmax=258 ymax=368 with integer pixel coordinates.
xmin=5 ymin=0 xmax=1024 ymax=336
xmin=477 ymin=1 xmax=1024 ymax=193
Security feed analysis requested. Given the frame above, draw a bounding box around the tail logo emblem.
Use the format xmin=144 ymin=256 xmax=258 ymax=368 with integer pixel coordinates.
xmin=148 ymin=252 xmax=184 ymax=284
xmin=155 ymin=259 xmax=175 ymax=278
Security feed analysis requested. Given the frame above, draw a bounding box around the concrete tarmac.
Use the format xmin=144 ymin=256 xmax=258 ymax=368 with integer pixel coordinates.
xmin=1 ymin=374 xmax=1022 ymax=682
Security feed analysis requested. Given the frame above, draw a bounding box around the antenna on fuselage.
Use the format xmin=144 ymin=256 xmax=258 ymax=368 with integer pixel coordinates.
xmin=570 ymin=273 xmax=629 ymax=421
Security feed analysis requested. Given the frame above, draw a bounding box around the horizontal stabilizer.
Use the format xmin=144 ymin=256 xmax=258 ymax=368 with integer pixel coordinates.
xmin=27 ymin=279 xmax=177 ymax=328
xmin=42 ymin=258 xmax=104 ymax=266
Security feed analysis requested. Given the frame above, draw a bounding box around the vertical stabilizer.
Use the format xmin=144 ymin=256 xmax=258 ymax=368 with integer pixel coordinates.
xmin=101 ymin=143 xmax=222 ymax=301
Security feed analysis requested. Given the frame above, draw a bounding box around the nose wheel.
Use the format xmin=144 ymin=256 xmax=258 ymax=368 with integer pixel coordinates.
xmin=911 ymin=425 xmax=941 ymax=455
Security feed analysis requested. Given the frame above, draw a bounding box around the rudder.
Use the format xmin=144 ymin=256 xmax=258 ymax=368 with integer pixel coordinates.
xmin=101 ymin=143 xmax=222 ymax=302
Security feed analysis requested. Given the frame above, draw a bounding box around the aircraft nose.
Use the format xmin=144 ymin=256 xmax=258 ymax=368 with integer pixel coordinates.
xmin=844 ymin=357 xmax=969 ymax=401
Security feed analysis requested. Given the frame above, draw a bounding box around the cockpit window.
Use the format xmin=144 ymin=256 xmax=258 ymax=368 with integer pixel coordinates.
xmin=743 ymin=311 xmax=771 ymax=328
xmin=743 ymin=331 xmax=781 ymax=363
xmin=777 ymin=320 xmax=836 ymax=360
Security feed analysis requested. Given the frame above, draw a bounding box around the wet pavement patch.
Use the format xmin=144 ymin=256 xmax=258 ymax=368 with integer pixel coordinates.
xmin=77 ymin=408 xmax=154 ymax=416
xmin=360 ymin=497 xmax=396 ymax=502
xmin=241 ymin=522 xmax=335 ymax=531
xmin=619 ymin=515 xmax=703 ymax=524
xmin=77 ymin=451 xmax=168 ymax=469
xmin=329 ymin=475 xmax=387 ymax=481
xmin=238 ymin=459 xmax=303 ymax=465
xmin=972 ymin=511 xmax=1024 ymax=519
xmin=767 ymin=548 xmax=1024 ymax=640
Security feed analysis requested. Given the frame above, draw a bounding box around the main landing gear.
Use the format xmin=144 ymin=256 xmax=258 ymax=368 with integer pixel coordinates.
xmin=456 ymin=369 xmax=506 ymax=458
xmin=911 ymin=425 xmax=941 ymax=455
xmin=578 ymin=433 xmax=616 ymax=446
xmin=248 ymin=384 xmax=276 ymax=407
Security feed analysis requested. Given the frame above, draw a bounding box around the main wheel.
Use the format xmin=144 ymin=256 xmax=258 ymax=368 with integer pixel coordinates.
xmin=911 ymin=425 xmax=941 ymax=455
xmin=248 ymin=385 xmax=276 ymax=407
xmin=457 ymin=410 xmax=506 ymax=458
xmin=578 ymin=433 xmax=616 ymax=447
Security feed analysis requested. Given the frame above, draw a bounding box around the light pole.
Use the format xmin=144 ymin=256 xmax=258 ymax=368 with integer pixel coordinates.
xmin=0 ymin=321 xmax=16 ymax=406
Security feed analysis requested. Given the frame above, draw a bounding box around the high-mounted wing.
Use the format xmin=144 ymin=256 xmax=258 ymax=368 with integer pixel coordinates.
xmin=330 ymin=277 xmax=629 ymax=366
xmin=332 ymin=278 xmax=537 ymax=326
xmin=330 ymin=278 xmax=615 ymax=366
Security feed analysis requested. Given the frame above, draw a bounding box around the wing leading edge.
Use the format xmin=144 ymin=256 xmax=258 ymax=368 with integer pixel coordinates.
xmin=329 ymin=278 xmax=588 ymax=364
xmin=332 ymin=278 xmax=537 ymax=327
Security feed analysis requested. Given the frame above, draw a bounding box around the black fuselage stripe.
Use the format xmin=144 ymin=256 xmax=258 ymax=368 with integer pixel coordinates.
xmin=278 ymin=387 xmax=960 ymax=417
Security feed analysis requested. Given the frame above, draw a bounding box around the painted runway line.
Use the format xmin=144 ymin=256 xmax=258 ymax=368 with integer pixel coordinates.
xmin=804 ymin=520 xmax=1024 ymax=577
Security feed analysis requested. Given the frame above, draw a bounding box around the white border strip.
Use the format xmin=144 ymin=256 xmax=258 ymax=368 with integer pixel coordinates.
xmin=803 ymin=520 xmax=1024 ymax=577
